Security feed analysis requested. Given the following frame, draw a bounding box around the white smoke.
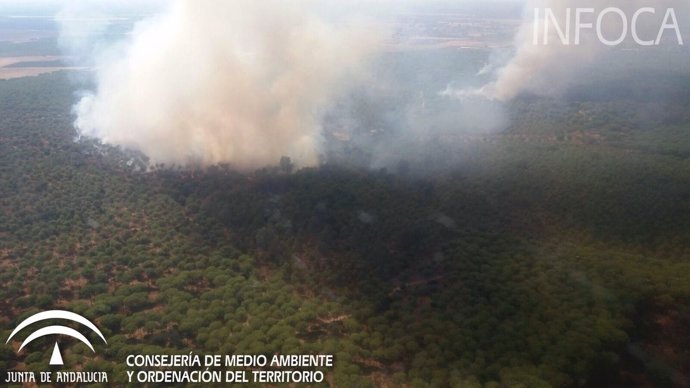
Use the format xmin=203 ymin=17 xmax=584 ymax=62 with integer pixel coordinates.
xmin=71 ymin=0 xmax=379 ymax=169
xmin=464 ymin=0 xmax=689 ymax=101
xmin=55 ymin=2 xmax=110 ymax=62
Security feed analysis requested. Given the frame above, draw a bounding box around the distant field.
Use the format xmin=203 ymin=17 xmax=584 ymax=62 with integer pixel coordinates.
xmin=0 ymin=55 xmax=61 ymax=67
xmin=0 ymin=29 xmax=54 ymax=43
xmin=389 ymin=39 xmax=505 ymax=51
xmin=0 ymin=67 xmax=77 ymax=79
xmin=4 ymin=59 xmax=63 ymax=67
xmin=0 ymin=55 xmax=82 ymax=79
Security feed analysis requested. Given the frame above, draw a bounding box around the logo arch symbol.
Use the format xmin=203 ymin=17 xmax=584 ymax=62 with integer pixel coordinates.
xmin=6 ymin=310 xmax=107 ymax=365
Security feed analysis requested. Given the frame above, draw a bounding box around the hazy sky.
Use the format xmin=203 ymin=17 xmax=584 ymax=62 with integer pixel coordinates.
xmin=0 ymin=0 xmax=166 ymax=15
xmin=0 ymin=0 xmax=525 ymax=13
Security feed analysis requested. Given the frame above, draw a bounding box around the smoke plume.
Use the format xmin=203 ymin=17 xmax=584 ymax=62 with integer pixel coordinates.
xmin=469 ymin=0 xmax=690 ymax=101
xmin=71 ymin=0 xmax=378 ymax=169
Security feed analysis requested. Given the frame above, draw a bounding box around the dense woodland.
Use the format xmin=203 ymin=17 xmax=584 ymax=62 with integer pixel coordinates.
xmin=1 ymin=70 xmax=689 ymax=387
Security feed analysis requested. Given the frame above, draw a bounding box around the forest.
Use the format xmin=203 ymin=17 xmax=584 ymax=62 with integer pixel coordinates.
xmin=0 ymin=70 xmax=689 ymax=387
